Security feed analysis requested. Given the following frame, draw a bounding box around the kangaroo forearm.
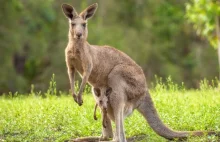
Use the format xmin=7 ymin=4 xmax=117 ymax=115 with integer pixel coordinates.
xmin=78 ymin=74 xmax=90 ymax=95
xmin=78 ymin=63 xmax=92 ymax=95
xmin=68 ymin=68 xmax=75 ymax=93
xmin=70 ymin=73 xmax=75 ymax=92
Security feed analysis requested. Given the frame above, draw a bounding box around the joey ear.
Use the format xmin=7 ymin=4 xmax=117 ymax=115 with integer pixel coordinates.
xmin=61 ymin=4 xmax=78 ymax=19
xmin=80 ymin=3 xmax=98 ymax=20
xmin=93 ymin=88 xmax=100 ymax=97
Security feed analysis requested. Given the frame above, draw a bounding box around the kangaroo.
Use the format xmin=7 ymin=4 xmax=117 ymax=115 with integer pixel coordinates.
xmin=62 ymin=3 xmax=219 ymax=142
xmin=93 ymin=87 xmax=112 ymax=129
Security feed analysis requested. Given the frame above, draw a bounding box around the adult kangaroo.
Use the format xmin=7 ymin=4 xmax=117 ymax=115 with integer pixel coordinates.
xmin=61 ymin=3 xmax=219 ymax=142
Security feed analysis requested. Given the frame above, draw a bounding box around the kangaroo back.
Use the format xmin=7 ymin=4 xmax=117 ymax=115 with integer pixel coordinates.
xmin=137 ymin=91 xmax=219 ymax=140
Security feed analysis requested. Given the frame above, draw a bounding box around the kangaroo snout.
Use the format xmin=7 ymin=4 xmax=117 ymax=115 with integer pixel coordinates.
xmin=75 ymin=32 xmax=82 ymax=39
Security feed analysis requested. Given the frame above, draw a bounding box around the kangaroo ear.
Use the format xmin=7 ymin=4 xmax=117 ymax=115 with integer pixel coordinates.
xmin=61 ymin=4 xmax=78 ymax=19
xmin=80 ymin=3 xmax=98 ymax=20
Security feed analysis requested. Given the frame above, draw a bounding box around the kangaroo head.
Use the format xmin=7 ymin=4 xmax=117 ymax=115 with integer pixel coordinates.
xmin=93 ymin=87 xmax=112 ymax=109
xmin=61 ymin=3 xmax=98 ymax=40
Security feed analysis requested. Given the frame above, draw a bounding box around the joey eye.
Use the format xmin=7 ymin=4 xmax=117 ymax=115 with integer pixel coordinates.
xmin=82 ymin=23 xmax=86 ymax=28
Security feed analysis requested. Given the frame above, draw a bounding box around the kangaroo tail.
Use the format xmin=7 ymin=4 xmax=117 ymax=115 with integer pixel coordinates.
xmin=137 ymin=91 xmax=219 ymax=140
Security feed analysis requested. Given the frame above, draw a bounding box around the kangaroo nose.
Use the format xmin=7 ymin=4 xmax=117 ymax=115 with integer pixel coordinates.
xmin=76 ymin=33 xmax=82 ymax=38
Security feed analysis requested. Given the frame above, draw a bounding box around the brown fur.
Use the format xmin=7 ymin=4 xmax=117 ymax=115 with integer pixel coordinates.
xmin=62 ymin=3 xmax=220 ymax=142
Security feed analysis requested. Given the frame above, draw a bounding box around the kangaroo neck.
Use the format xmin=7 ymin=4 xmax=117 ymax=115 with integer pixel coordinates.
xmin=72 ymin=39 xmax=86 ymax=49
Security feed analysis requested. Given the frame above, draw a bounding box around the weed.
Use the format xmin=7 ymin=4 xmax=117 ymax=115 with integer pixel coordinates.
xmin=46 ymin=73 xmax=57 ymax=97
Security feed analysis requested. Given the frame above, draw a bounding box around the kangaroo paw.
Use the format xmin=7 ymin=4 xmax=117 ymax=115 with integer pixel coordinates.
xmin=77 ymin=95 xmax=83 ymax=106
xmin=72 ymin=93 xmax=78 ymax=103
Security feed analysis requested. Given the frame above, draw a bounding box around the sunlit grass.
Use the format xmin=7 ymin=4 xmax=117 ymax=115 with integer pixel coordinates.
xmin=0 ymin=78 xmax=220 ymax=141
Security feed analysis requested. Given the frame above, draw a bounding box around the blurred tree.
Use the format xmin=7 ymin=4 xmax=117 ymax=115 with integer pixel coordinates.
xmin=0 ymin=0 xmax=219 ymax=93
xmin=0 ymin=0 xmax=26 ymax=93
xmin=186 ymin=0 xmax=220 ymax=79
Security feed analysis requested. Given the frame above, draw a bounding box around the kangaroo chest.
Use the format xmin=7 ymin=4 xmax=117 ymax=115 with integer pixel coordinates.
xmin=72 ymin=58 xmax=84 ymax=75
xmin=66 ymin=49 xmax=84 ymax=75
xmin=66 ymin=45 xmax=109 ymax=87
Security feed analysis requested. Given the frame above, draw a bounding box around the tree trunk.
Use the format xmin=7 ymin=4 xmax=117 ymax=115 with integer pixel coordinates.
xmin=216 ymin=16 xmax=220 ymax=80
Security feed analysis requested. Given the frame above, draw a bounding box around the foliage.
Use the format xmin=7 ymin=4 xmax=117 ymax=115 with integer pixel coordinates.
xmin=199 ymin=77 xmax=220 ymax=90
xmin=186 ymin=0 xmax=220 ymax=48
xmin=0 ymin=0 xmax=219 ymax=93
xmin=46 ymin=74 xmax=57 ymax=97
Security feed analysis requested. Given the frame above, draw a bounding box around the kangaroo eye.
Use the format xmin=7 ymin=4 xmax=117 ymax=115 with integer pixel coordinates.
xmin=82 ymin=23 xmax=86 ymax=28
xmin=71 ymin=23 xmax=76 ymax=27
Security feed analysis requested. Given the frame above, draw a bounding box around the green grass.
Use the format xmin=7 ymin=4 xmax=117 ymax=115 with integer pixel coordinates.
xmin=0 ymin=80 xmax=220 ymax=141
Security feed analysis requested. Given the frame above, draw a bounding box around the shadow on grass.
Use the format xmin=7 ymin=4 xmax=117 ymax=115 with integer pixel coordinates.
xmin=66 ymin=134 xmax=148 ymax=142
